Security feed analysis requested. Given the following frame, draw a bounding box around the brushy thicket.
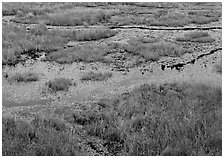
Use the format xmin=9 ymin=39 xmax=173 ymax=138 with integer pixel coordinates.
xmin=73 ymin=27 xmax=117 ymax=41
xmin=46 ymin=78 xmax=73 ymax=93
xmin=176 ymin=31 xmax=215 ymax=43
xmin=3 ymin=82 xmax=221 ymax=156
xmin=8 ymin=72 xmax=39 ymax=83
xmin=81 ymin=71 xmax=112 ymax=81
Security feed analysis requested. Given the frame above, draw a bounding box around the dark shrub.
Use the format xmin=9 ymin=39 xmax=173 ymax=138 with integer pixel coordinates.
xmin=81 ymin=71 xmax=112 ymax=81
xmin=8 ymin=72 xmax=39 ymax=83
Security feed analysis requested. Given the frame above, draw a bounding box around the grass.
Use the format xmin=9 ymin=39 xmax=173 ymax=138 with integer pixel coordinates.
xmin=125 ymin=41 xmax=193 ymax=61
xmin=81 ymin=71 xmax=112 ymax=82
xmin=45 ymin=8 xmax=112 ymax=26
xmin=214 ymin=61 xmax=222 ymax=73
xmin=2 ymin=23 xmax=72 ymax=66
xmin=44 ymin=44 xmax=109 ymax=64
xmin=176 ymin=31 xmax=215 ymax=43
xmin=68 ymin=82 xmax=222 ymax=156
xmin=46 ymin=78 xmax=73 ymax=93
xmin=2 ymin=115 xmax=88 ymax=156
xmin=2 ymin=82 xmax=222 ymax=155
xmin=73 ymin=27 xmax=117 ymax=41
xmin=8 ymin=72 xmax=39 ymax=83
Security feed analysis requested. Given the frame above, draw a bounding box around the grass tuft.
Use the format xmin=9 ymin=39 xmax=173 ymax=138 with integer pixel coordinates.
xmin=8 ymin=72 xmax=39 ymax=83
xmin=81 ymin=71 xmax=112 ymax=82
xmin=46 ymin=78 xmax=73 ymax=93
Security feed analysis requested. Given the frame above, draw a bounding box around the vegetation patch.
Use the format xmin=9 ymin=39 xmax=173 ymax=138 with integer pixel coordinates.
xmin=44 ymin=44 xmax=110 ymax=64
xmin=67 ymin=82 xmax=222 ymax=156
xmin=8 ymin=72 xmax=39 ymax=83
xmin=46 ymin=9 xmax=112 ymax=26
xmin=2 ymin=23 xmax=72 ymax=66
xmin=2 ymin=115 xmax=88 ymax=156
xmin=73 ymin=27 xmax=117 ymax=41
xmin=214 ymin=61 xmax=222 ymax=73
xmin=176 ymin=31 xmax=215 ymax=43
xmin=46 ymin=78 xmax=73 ymax=93
xmin=81 ymin=71 xmax=112 ymax=82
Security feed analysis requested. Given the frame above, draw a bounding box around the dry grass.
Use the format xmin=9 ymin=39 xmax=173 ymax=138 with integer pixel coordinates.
xmin=81 ymin=71 xmax=112 ymax=82
xmin=176 ymin=31 xmax=215 ymax=43
xmin=46 ymin=78 xmax=73 ymax=93
xmin=8 ymin=72 xmax=39 ymax=83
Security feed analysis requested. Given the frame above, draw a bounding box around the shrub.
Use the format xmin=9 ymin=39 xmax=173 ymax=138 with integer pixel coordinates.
xmin=29 ymin=23 xmax=49 ymax=36
xmin=8 ymin=72 xmax=39 ymax=83
xmin=214 ymin=62 xmax=222 ymax=73
xmin=73 ymin=27 xmax=117 ymax=41
xmin=46 ymin=78 xmax=73 ymax=93
xmin=81 ymin=71 xmax=112 ymax=81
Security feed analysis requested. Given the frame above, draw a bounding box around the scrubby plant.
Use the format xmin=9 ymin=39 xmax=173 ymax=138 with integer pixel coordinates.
xmin=8 ymin=72 xmax=39 ymax=83
xmin=81 ymin=71 xmax=112 ymax=82
xmin=46 ymin=78 xmax=73 ymax=93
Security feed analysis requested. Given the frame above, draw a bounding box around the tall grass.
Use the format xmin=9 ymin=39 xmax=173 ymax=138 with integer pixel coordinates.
xmin=8 ymin=72 xmax=39 ymax=83
xmin=81 ymin=71 xmax=112 ymax=82
xmin=2 ymin=115 xmax=88 ymax=156
xmin=69 ymin=82 xmax=222 ymax=156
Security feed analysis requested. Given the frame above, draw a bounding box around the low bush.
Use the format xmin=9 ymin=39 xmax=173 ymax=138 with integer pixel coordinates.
xmin=2 ymin=115 xmax=87 ymax=156
xmin=81 ymin=71 xmax=112 ymax=82
xmin=214 ymin=62 xmax=222 ymax=73
xmin=8 ymin=72 xmax=39 ymax=83
xmin=73 ymin=27 xmax=117 ymax=41
xmin=46 ymin=78 xmax=73 ymax=93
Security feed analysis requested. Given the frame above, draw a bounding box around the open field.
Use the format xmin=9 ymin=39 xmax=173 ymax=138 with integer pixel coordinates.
xmin=2 ymin=2 xmax=222 ymax=156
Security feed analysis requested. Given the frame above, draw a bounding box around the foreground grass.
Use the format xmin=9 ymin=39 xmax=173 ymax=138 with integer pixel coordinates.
xmin=70 ymin=82 xmax=222 ymax=156
xmin=2 ymin=82 xmax=222 ymax=156
xmin=2 ymin=115 xmax=88 ymax=156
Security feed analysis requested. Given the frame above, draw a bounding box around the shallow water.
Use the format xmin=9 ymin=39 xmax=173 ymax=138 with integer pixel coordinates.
xmin=2 ymin=97 xmax=52 ymax=108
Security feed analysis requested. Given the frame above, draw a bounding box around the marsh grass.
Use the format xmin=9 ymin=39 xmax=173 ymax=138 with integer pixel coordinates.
xmin=2 ymin=115 xmax=87 ymax=156
xmin=68 ymin=82 xmax=222 ymax=156
xmin=2 ymin=23 xmax=72 ymax=66
xmin=46 ymin=78 xmax=73 ymax=93
xmin=176 ymin=31 xmax=215 ymax=43
xmin=46 ymin=9 xmax=111 ymax=26
xmin=81 ymin=71 xmax=112 ymax=82
xmin=8 ymin=72 xmax=39 ymax=83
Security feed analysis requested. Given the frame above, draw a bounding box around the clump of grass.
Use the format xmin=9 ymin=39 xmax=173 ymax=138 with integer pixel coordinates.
xmin=73 ymin=27 xmax=117 ymax=41
xmin=46 ymin=78 xmax=73 ymax=93
xmin=8 ymin=72 xmax=39 ymax=83
xmin=81 ymin=71 xmax=112 ymax=82
xmin=46 ymin=9 xmax=111 ymax=26
xmin=44 ymin=44 xmax=109 ymax=64
xmin=125 ymin=41 xmax=193 ymax=61
xmin=29 ymin=23 xmax=49 ymax=36
xmin=2 ymin=115 xmax=87 ymax=156
xmin=176 ymin=31 xmax=215 ymax=43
